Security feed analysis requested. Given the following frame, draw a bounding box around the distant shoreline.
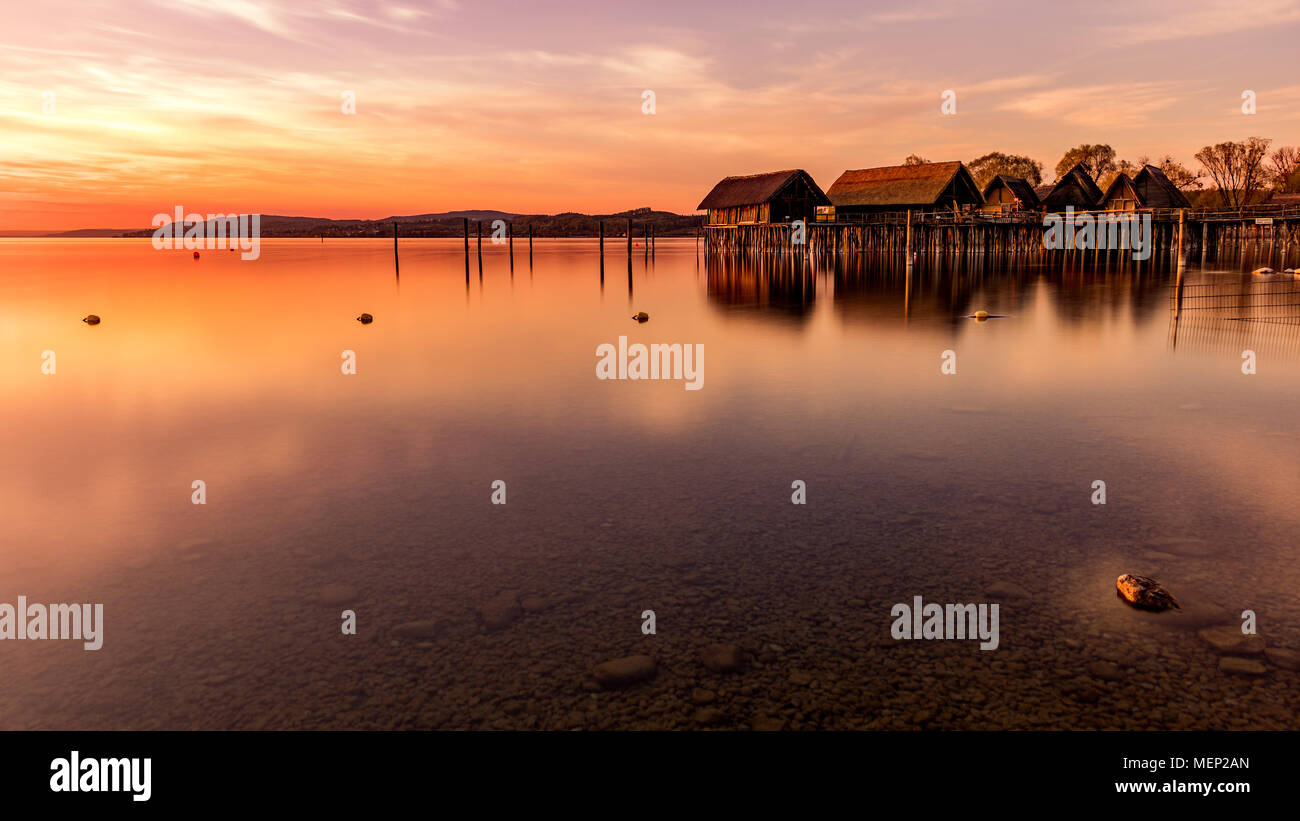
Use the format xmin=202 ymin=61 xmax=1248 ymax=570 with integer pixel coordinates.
xmin=2 ymin=208 xmax=704 ymax=240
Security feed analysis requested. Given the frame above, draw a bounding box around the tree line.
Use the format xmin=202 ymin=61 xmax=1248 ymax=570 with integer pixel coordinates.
xmin=904 ymin=139 xmax=1300 ymax=208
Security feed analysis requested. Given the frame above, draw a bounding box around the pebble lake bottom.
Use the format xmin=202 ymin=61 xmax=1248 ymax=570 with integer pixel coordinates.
xmin=2 ymin=237 xmax=1299 ymax=731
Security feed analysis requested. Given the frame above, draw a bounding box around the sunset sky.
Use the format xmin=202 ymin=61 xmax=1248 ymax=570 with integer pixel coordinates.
xmin=2 ymin=0 xmax=1298 ymax=230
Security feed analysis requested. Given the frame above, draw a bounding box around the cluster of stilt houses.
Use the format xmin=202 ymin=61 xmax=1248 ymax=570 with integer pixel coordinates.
xmin=695 ymin=160 xmax=1300 ymax=270
xmin=697 ymin=160 xmax=1190 ymax=224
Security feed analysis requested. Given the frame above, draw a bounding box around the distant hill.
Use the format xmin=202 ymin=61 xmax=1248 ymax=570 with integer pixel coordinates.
xmin=113 ymin=207 xmax=701 ymax=239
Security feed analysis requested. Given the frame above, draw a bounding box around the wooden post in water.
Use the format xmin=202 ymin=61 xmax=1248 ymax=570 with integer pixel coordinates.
xmin=476 ymin=220 xmax=482 ymax=276
xmin=1176 ymin=208 xmax=1186 ymax=282
xmin=528 ymin=224 xmax=533 ymax=267
xmin=393 ymin=222 xmax=399 ymax=277
xmin=904 ymin=210 xmax=913 ymax=272
xmin=627 ymin=218 xmax=632 ymax=262
xmin=463 ymin=218 xmax=470 ymax=259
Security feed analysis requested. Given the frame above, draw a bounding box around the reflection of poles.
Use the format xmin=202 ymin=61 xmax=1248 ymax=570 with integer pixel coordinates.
xmin=904 ymin=261 xmax=911 ymax=321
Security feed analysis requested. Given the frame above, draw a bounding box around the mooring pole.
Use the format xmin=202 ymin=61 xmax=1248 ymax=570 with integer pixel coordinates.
xmin=463 ymin=218 xmax=469 ymax=259
xmin=905 ymin=209 xmax=913 ymax=273
xmin=627 ymin=218 xmax=632 ymax=262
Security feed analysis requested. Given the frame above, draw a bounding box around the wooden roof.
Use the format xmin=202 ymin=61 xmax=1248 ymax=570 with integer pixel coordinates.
xmin=982 ymin=174 xmax=1040 ymax=208
xmin=1041 ymin=163 xmax=1105 ymax=210
xmin=826 ymin=161 xmax=982 ymax=208
xmin=696 ymin=169 xmax=829 ymax=210
xmin=1132 ymin=164 xmax=1192 ymax=209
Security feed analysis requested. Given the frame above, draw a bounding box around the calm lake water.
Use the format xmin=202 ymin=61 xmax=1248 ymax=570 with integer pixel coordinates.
xmin=2 ymin=237 xmax=1299 ymax=730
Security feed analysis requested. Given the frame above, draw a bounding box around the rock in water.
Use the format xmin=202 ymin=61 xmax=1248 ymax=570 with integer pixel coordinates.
xmin=700 ymin=643 xmax=743 ymax=674
xmin=356 ymin=313 xmax=374 ymax=324
xmin=1252 ymin=267 xmax=1275 ymax=275
xmin=479 ymin=590 xmax=522 ymax=632
xmin=632 ymin=312 xmax=649 ymax=322
xmin=1198 ymin=625 xmax=1265 ymax=655
xmin=1116 ymin=573 xmax=1180 ymax=611
xmin=392 ymin=620 xmax=441 ymax=639
xmin=1264 ymin=648 xmax=1300 ymax=671
xmin=1219 ymin=657 xmax=1266 ymax=675
xmin=317 ymin=583 xmax=358 ymax=606
xmin=592 ymin=655 xmax=656 ymax=688
xmin=82 ymin=315 xmax=100 ymax=325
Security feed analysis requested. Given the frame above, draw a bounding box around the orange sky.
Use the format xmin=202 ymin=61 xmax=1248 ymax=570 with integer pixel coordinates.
xmin=2 ymin=0 xmax=1298 ymax=230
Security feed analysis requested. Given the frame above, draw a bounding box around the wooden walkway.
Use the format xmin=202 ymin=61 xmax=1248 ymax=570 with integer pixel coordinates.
xmin=701 ymin=206 xmax=1300 ymax=270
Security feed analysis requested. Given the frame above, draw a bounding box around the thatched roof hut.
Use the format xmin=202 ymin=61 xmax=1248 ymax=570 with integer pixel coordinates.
xmin=981 ymin=175 xmax=1040 ymax=212
xmin=1099 ymin=173 xmax=1140 ymax=211
xmin=1131 ymin=165 xmax=1192 ymax=209
xmin=826 ymin=161 xmax=983 ymax=214
xmin=1040 ymin=163 xmax=1105 ymax=211
xmin=696 ymin=169 xmax=829 ymax=225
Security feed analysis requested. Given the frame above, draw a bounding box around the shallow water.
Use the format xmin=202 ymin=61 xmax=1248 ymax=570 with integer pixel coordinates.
xmin=2 ymin=237 xmax=1298 ymax=730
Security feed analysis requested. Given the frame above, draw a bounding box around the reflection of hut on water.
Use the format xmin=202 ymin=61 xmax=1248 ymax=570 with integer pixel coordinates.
xmin=981 ymin=175 xmax=1040 ymax=214
xmin=696 ymin=169 xmax=830 ymax=226
xmin=705 ymin=253 xmax=818 ymax=323
xmin=830 ymin=254 xmax=983 ymax=322
xmin=826 ymin=161 xmax=983 ymax=217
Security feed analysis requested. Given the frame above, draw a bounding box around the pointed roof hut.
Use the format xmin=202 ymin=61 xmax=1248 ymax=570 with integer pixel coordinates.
xmin=696 ymin=169 xmax=829 ymax=225
xmin=1099 ymin=173 xmax=1141 ymax=211
xmin=981 ymin=174 xmax=1041 ymax=211
xmin=1040 ymin=163 xmax=1105 ymax=211
xmin=1131 ymin=164 xmax=1192 ymax=209
xmin=826 ymin=161 xmax=983 ymax=213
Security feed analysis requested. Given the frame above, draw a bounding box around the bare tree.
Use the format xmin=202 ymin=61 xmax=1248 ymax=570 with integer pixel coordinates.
xmin=903 ymin=154 xmax=930 ymax=166
xmin=1137 ymin=154 xmax=1204 ymax=191
xmin=1267 ymin=146 xmax=1300 ymax=191
xmin=1195 ymin=138 xmax=1272 ymax=207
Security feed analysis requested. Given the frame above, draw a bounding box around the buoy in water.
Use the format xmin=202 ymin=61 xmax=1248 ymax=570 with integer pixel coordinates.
xmin=193 ymin=251 xmax=200 ymax=259
xmin=82 ymin=314 xmax=100 ymax=325
xmin=356 ymin=313 xmax=374 ymax=324
xmin=632 ymin=312 xmax=649 ymax=322
xmin=973 ymin=310 xmax=989 ymax=320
